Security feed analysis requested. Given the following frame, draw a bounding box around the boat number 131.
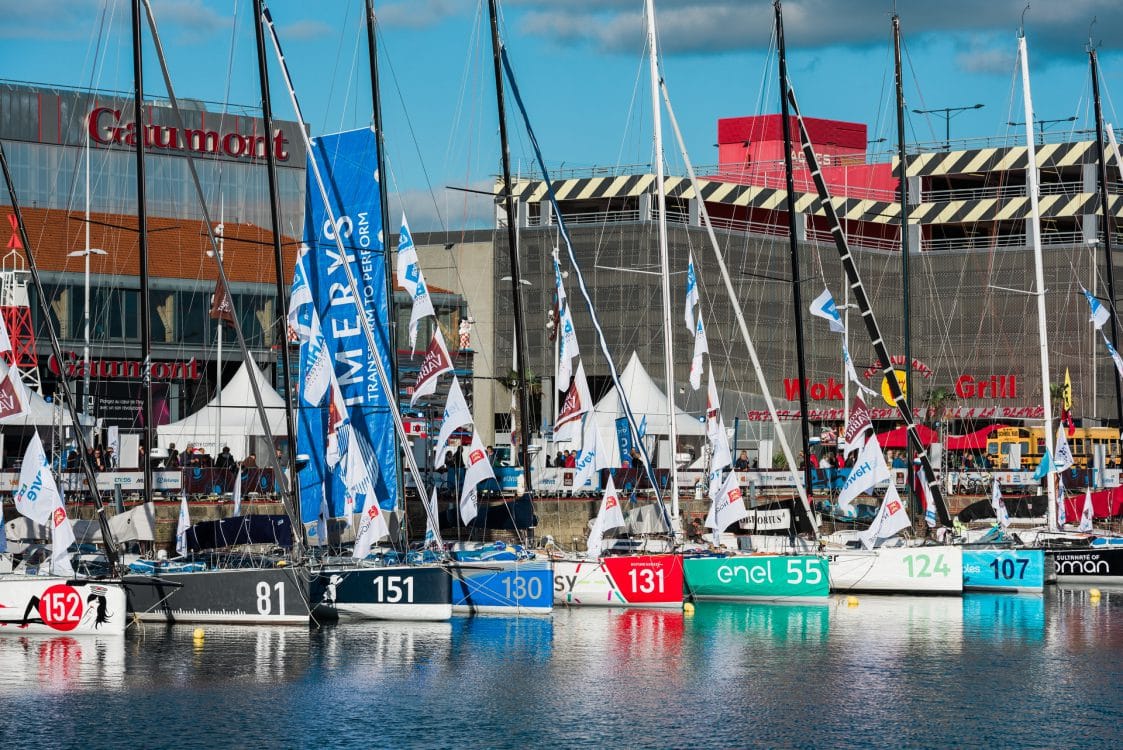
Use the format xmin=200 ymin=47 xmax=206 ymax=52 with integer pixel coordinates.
xmin=903 ymin=554 xmax=951 ymax=578
xmin=628 ymin=568 xmax=665 ymax=593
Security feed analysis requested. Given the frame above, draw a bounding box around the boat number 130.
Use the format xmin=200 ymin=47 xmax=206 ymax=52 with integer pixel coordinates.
xmin=903 ymin=554 xmax=951 ymax=578
xmin=628 ymin=568 xmax=665 ymax=594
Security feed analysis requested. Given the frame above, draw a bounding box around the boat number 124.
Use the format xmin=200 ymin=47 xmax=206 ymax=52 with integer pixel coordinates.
xmin=903 ymin=554 xmax=951 ymax=578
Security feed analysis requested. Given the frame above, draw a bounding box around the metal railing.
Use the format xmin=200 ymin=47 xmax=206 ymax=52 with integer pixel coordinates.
xmin=922 ymin=180 xmax=1089 ymax=204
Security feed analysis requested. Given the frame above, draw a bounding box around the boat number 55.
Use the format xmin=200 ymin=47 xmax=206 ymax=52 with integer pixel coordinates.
xmin=372 ymin=575 xmax=414 ymax=603
xmin=903 ymin=554 xmax=951 ymax=578
xmin=785 ymin=559 xmax=823 ymax=585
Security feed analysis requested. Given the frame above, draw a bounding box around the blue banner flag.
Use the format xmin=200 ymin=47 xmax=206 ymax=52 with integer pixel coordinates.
xmin=614 ymin=417 xmax=634 ymax=468
xmin=298 ymin=128 xmax=397 ymax=526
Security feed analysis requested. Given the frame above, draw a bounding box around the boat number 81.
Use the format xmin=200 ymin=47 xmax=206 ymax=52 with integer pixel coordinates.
xmin=256 ymin=581 xmax=286 ymax=616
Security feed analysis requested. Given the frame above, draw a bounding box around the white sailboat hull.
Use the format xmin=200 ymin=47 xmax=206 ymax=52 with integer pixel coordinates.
xmin=0 ymin=576 xmax=127 ymax=635
xmin=331 ymin=602 xmax=453 ymax=622
xmin=827 ymin=545 xmax=963 ymax=594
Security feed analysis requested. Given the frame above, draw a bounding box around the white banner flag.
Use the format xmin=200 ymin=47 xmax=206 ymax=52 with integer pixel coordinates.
xmin=810 ymin=288 xmax=845 ymax=333
xmin=706 ymin=369 xmax=731 ymax=473
xmin=554 ymin=362 xmax=591 ymax=443
xmin=1054 ymin=425 xmax=1074 ymax=473
xmin=689 ymin=315 xmax=708 ymax=391
xmin=232 ymin=467 xmax=243 ymax=516
xmin=1057 ymin=486 xmax=1067 ymax=527
xmin=573 ymin=414 xmax=611 ymax=489
xmin=837 ymin=435 xmax=891 ymax=515
xmin=300 ymin=306 xmax=333 ymax=407
xmin=586 ymin=475 xmax=627 ymax=558
xmin=1078 ymin=488 xmax=1094 ymax=532
xmin=704 ymin=470 xmax=750 ymax=535
xmin=556 ymin=301 xmax=580 ymax=393
xmin=411 ymin=328 xmax=453 ymax=406
xmin=458 ymin=431 xmax=496 ymax=524
xmin=175 ymin=490 xmax=190 ymax=556
xmin=14 ymin=433 xmax=61 ymax=525
xmin=352 ymin=487 xmax=390 ymax=559
xmin=395 ymin=213 xmax=436 ymax=350
xmin=424 ymin=487 xmax=440 ymax=548
xmin=916 ymin=463 xmax=937 ymax=528
xmin=859 ymin=482 xmax=911 ymax=549
xmin=287 ymin=244 xmax=314 ymax=343
xmin=0 ymin=362 xmax=29 ymax=421
xmin=991 ymin=478 xmax=1010 ymax=530
xmin=685 ymin=253 xmax=699 ymax=332
xmin=1083 ymin=286 xmax=1111 ymax=329
xmin=435 ymin=376 xmax=473 ymax=466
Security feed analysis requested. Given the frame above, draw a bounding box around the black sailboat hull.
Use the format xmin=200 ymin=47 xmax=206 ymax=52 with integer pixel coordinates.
xmin=1047 ymin=546 xmax=1123 ymax=584
xmin=123 ymin=567 xmax=311 ymax=625
xmin=310 ymin=565 xmax=452 ymax=621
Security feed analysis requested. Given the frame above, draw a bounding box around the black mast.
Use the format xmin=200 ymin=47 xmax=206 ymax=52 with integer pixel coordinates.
xmin=252 ymin=0 xmax=301 ymax=528
xmin=487 ymin=0 xmax=534 ymax=494
xmin=783 ymin=80 xmax=953 ymax=528
xmin=0 ymin=141 xmax=121 ymax=572
xmin=1090 ymin=46 xmax=1123 ymax=428
xmin=364 ymin=0 xmax=406 ymax=529
xmin=774 ymin=1 xmax=814 ymax=498
xmin=893 ymin=13 xmax=915 ymax=512
xmin=131 ymin=0 xmax=155 ymax=506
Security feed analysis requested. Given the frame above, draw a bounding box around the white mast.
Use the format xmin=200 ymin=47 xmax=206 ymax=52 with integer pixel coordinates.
xmin=645 ymin=0 xmax=680 ymax=524
xmin=1019 ymin=31 xmax=1057 ymax=530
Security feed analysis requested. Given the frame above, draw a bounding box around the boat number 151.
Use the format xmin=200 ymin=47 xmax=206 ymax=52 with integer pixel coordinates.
xmin=372 ymin=575 xmax=414 ymax=603
xmin=903 ymin=554 xmax=951 ymax=578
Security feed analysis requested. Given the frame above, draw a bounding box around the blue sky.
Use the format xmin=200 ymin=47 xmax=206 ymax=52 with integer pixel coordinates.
xmin=2 ymin=0 xmax=1123 ymax=230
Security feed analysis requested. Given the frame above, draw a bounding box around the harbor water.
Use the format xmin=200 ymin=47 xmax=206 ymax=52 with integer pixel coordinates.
xmin=2 ymin=587 xmax=1120 ymax=748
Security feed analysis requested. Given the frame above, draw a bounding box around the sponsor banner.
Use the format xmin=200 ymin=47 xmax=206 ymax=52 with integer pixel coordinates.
xmin=745 ymin=405 xmax=1047 ymax=422
xmin=6 ymin=471 xmax=184 ymax=493
xmin=963 ymin=549 xmax=1045 ymax=591
xmin=737 ymin=508 xmax=791 ymax=532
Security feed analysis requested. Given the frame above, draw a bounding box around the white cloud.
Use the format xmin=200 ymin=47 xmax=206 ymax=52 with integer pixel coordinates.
xmin=393 ymin=180 xmax=495 ymax=233
xmin=280 ymin=19 xmax=334 ymax=41
xmin=377 ymin=0 xmax=466 ymax=29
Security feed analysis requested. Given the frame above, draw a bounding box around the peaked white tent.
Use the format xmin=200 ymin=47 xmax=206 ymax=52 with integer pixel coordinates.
xmin=157 ymin=361 xmax=287 ymax=456
xmin=583 ymin=352 xmax=705 ymax=465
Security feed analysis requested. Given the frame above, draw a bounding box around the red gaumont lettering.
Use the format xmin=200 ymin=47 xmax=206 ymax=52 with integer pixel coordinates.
xmin=87 ymin=107 xmax=290 ymax=161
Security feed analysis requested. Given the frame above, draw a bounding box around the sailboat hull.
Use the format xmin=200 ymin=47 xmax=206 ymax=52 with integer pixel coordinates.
xmin=311 ymin=565 xmax=452 ymax=622
xmin=124 ymin=567 xmax=311 ymax=625
xmin=683 ymin=555 xmax=830 ymax=601
xmin=552 ymin=555 xmax=684 ymax=607
xmin=827 ymin=545 xmax=963 ymax=594
xmin=962 ymin=549 xmax=1045 ymax=592
xmin=1048 ymin=546 xmax=1123 ymax=584
xmin=449 ymin=559 xmax=554 ymax=615
xmin=0 ymin=577 xmax=127 ymax=635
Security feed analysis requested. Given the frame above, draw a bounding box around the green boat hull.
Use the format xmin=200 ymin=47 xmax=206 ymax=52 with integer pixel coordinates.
xmin=684 ymin=555 xmax=830 ymax=601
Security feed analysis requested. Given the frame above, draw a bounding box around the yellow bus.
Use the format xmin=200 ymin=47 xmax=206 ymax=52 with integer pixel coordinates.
xmin=985 ymin=426 xmax=1121 ymax=469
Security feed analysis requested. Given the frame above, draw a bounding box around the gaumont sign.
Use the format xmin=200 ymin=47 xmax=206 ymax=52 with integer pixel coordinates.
xmin=87 ymin=107 xmax=291 ymax=162
xmin=47 ymin=352 xmax=201 ymax=381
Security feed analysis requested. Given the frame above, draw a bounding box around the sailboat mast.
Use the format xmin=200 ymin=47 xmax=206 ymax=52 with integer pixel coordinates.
xmin=487 ymin=0 xmax=534 ymax=493
xmin=1018 ymin=32 xmax=1058 ymax=528
xmin=364 ymin=0 xmax=406 ymax=513
xmin=1089 ymin=46 xmax=1123 ymax=428
xmin=645 ymin=0 xmax=680 ymax=522
xmin=131 ymin=0 xmax=155 ymax=505
xmin=252 ymin=0 xmax=302 ymax=532
xmin=893 ymin=14 xmax=914 ymax=511
xmin=774 ymin=1 xmax=814 ymax=499
xmin=0 ymin=141 xmax=121 ymax=571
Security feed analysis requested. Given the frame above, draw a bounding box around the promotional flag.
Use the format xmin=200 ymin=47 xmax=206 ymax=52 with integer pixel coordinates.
xmin=704 ymin=470 xmax=750 ymax=535
xmin=1078 ymin=487 xmax=1094 ymax=532
xmin=1032 ymin=450 xmax=1052 ymax=481
xmin=859 ymin=483 xmax=911 ymax=549
xmin=837 ymin=436 xmax=891 ymax=515
xmin=573 ymin=414 xmax=611 ymax=489
xmin=843 ymin=343 xmax=879 ymax=397
xmin=315 ymin=492 xmax=330 ymax=546
xmin=340 ymin=426 xmax=377 ymax=524
xmin=300 ymin=306 xmax=334 ymax=407
xmin=352 ymin=487 xmax=390 ymax=559
xmin=175 ymin=489 xmax=190 ymax=556
xmin=424 ymin=487 xmax=440 ymax=548
xmin=684 ymin=253 xmax=699 ymax=332
xmin=324 ymin=376 xmax=350 ymax=469
xmin=232 ymin=467 xmax=243 ymax=516
xmin=689 ymin=315 xmax=708 ymax=391
xmin=0 ymin=362 xmax=29 ymax=421
xmin=434 ymin=375 xmax=473 ymax=465
xmin=638 ymin=414 xmax=648 ymax=441
xmin=586 ymin=475 xmax=627 ymax=558
xmin=411 ymin=328 xmax=453 ymax=406
xmin=1062 ymin=368 xmax=1073 ymax=411
xmin=706 ymin=369 xmax=732 ymax=474
xmin=287 ymin=244 xmax=313 ymax=342
xmin=208 ymin=275 xmax=235 ymax=326
xmin=614 ymin=417 xmax=634 ymax=467
xmin=459 ymin=431 xmax=496 ymax=524
xmin=554 ymin=363 xmax=591 ymax=443
xmin=991 ymin=478 xmax=1010 ymax=530
xmin=914 ymin=461 xmax=937 ymax=528
xmin=13 ymin=433 xmax=61 ymax=526
xmin=1082 ymin=286 xmax=1111 ymax=329
xmin=48 ymin=499 xmax=75 ymax=577
xmin=843 ymin=395 xmax=873 ymax=458
xmin=1104 ymin=334 xmax=1123 ymax=379
xmin=1054 ymin=426 xmax=1074 ymax=473
xmin=1057 ymin=485 xmax=1067 ymax=527
xmin=810 ymin=288 xmax=845 ymax=333
xmin=395 ymin=213 xmax=436 ymax=350
xmin=556 ymin=301 xmax=580 ymax=393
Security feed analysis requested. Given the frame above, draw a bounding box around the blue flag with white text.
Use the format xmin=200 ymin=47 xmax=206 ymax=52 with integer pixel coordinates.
xmin=297 ymin=128 xmax=397 ymax=527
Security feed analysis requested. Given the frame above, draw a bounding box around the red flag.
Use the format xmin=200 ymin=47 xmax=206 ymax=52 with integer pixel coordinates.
xmin=209 ymin=276 xmax=235 ymax=326
xmin=843 ymin=396 xmax=873 ymax=457
xmin=410 ymin=329 xmax=453 ymax=406
xmin=1061 ymin=407 xmax=1076 ymax=438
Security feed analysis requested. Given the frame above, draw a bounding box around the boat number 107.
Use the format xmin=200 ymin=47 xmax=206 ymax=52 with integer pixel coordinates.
xmin=903 ymin=554 xmax=951 ymax=578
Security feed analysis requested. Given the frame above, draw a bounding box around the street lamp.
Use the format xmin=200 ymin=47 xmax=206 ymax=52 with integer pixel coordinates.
xmin=67 ymin=246 xmax=108 ymax=416
xmin=912 ymin=103 xmax=985 ymax=149
xmin=1007 ymin=115 xmax=1077 ymax=138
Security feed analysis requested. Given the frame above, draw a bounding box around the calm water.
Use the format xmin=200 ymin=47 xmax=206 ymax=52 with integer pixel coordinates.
xmin=2 ymin=587 xmax=1121 ymax=748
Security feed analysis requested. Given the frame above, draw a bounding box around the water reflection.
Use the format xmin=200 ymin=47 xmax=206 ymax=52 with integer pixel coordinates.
xmin=0 ymin=635 xmax=125 ymax=694
xmin=963 ymin=594 xmax=1045 ymax=641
